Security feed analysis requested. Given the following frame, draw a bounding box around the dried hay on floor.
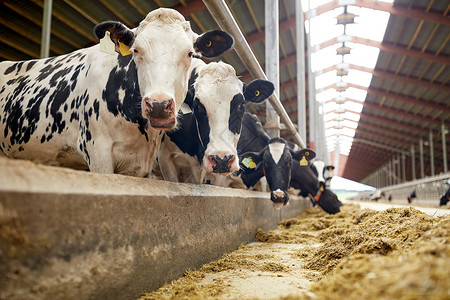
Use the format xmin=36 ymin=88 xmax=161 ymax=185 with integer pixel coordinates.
xmin=139 ymin=204 xmax=449 ymax=300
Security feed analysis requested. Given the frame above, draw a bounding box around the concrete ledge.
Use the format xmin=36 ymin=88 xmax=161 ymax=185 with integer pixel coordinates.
xmin=0 ymin=157 xmax=309 ymax=299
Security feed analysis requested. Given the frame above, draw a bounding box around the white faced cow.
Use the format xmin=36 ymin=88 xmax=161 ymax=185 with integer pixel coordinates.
xmin=311 ymin=160 xmax=335 ymax=189
xmin=0 ymin=8 xmax=233 ymax=177
xmin=158 ymin=60 xmax=274 ymax=183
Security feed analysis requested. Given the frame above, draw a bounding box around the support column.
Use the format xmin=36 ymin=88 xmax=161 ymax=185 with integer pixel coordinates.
xmin=401 ymin=152 xmax=406 ymax=183
xmin=429 ymin=130 xmax=434 ymax=176
xmin=265 ymin=0 xmax=280 ymax=138
xmin=306 ymin=3 xmax=315 ymax=150
xmin=411 ymin=145 xmax=416 ymax=180
xmin=419 ymin=136 xmax=424 ymax=178
xmin=442 ymin=123 xmax=448 ymax=173
xmin=296 ymin=0 xmax=306 ymax=143
xmin=40 ymin=0 xmax=53 ymax=58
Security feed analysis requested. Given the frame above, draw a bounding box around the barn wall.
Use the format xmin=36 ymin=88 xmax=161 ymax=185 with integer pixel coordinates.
xmin=0 ymin=157 xmax=309 ymax=299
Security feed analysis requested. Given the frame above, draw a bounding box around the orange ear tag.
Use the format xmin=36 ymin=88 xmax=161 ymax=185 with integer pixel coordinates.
xmin=300 ymin=156 xmax=308 ymax=166
xmin=242 ymin=157 xmax=256 ymax=169
xmin=118 ymin=41 xmax=132 ymax=56
xmin=99 ymin=31 xmax=115 ymax=55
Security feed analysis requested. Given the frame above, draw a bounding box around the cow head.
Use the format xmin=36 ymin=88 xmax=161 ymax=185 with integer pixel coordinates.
xmin=311 ymin=160 xmax=335 ymax=190
xmin=183 ymin=62 xmax=274 ymax=175
xmin=94 ymin=8 xmax=233 ymax=130
xmin=241 ymin=138 xmax=315 ymax=210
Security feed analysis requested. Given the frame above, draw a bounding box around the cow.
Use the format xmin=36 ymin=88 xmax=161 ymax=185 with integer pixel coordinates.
xmin=157 ymin=60 xmax=274 ymax=183
xmin=237 ymin=113 xmax=315 ymax=210
xmin=310 ymin=160 xmax=335 ymax=189
xmin=407 ymin=190 xmax=417 ymax=203
xmin=290 ymin=161 xmax=342 ymax=214
xmin=370 ymin=190 xmax=385 ymax=201
xmin=0 ymin=8 xmax=233 ymax=177
xmin=439 ymin=187 xmax=450 ymax=206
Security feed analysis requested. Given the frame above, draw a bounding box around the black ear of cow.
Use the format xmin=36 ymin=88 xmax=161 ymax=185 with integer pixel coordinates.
xmin=94 ymin=21 xmax=135 ymax=47
xmin=243 ymin=79 xmax=275 ymax=104
xmin=194 ymin=30 xmax=234 ymax=58
xmin=291 ymin=148 xmax=316 ymax=162
xmin=326 ymin=165 xmax=335 ymax=171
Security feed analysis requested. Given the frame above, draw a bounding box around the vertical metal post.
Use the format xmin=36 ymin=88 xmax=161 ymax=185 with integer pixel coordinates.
xmin=419 ymin=136 xmax=424 ymax=178
xmin=387 ymin=159 xmax=391 ymax=186
xmin=429 ymin=129 xmax=434 ymax=176
xmin=402 ymin=153 xmax=406 ymax=182
xmin=442 ymin=122 xmax=448 ymax=173
xmin=265 ymin=0 xmax=280 ymax=138
xmin=333 ymin=138 xmax=340 ymax=175
xmin=40 ymin=0 xmax=53 ymax=58
xmin=296 ymin=0 xmax=306 ymax=143
xmin=306 ymin=2 xmax=315 ymax=150
xmin=411 ymin=145 xmax=416 ymax=180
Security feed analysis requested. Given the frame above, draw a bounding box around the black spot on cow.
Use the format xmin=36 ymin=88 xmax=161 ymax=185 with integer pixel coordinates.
xmin=93 ymin=100 xmax=100 ymax=120
xmin=4 ymin=64 xmax=16 ymax=75
xmin=15 ymin=62 xmax=25 ymax=75
xmin=26 ymin=60 xmax=37 ymax=72
xmin=229 ymin=94 xmax=245 ymax=134
xmin=64 ymin=103 xmax=68 ymax=112
xmin=102 ymin=55 xmax=148 ymax=140
xmin=49 ymin=66 xmax=73 ymax=87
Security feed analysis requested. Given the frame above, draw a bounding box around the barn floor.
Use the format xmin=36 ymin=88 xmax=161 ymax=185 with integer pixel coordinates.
xmin=139 ymin=203 xmax=450 ymax=300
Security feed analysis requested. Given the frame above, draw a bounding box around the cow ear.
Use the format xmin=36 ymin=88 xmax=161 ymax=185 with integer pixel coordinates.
xmin=240 ymin=151 xmax=262 ymax=171
xmin=94 ymin=21 xmax=135 ymax=55
xmin=194 ymin=30 xmax=234 ymax=58
xmin=243 ymin=79 xmax=275 ymax=104
xmin=292 ymin=148 xmax=316 ymax=166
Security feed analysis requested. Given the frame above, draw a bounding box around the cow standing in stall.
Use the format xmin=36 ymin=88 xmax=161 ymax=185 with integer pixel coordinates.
xmin=237 ymin=113 xmax=316 ymax=210
xmin=158 ymin=60 xmax=274 ymax=183
xmin=0 ymin=8 xmax=233 ymax=177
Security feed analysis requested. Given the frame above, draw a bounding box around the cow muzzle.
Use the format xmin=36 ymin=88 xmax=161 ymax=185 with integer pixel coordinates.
xmin=143 ymin=96 xmax=176 ymax=129
xmin=207 ymin=153 xmax=237 ymax=174
xmin=271 ymin=190 xmax=289 ymax=210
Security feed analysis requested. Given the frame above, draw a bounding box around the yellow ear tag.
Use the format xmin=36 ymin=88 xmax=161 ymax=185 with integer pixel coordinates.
xmin=328 ymin=167 xmax=333 ymax=171
xmin=300 ymin=156 xmax=308 ymax=166
xmin=242 ymin=157 xmax=256 ymax=169
xmin=118 ymin=41 xmax=132 ymax=56
xmin=320 ymin=186 xmax=324 ymax=192
xmin=206 ymin=40 xmax=212 ymax=47
xmin=255 ymin=90 xmax=260 ymax=96
xmin=99 ymin=31 xmax=115 ymax=55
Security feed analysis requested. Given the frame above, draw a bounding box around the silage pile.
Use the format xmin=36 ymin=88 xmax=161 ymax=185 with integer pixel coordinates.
xmin=139 ymin=204 xmax=450 ymax=300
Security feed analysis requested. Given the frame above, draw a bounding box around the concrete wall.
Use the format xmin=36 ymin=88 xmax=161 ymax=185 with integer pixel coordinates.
xmin=0 ymin=157 xmax=309 ymax=299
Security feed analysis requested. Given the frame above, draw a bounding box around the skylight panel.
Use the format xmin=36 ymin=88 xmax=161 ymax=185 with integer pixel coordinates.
xmin=343 ymin=69 xmax=373 ymax=87
xmin=343 ymin=43 xmax=380 ymax=68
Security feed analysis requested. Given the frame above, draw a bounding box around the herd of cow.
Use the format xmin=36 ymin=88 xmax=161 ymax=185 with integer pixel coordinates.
xmin=0 ymin=8 xmax=342 ymax=214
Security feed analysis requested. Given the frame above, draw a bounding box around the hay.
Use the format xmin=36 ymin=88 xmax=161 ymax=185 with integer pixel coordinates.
xmin=139 ymin=204 xmax=450 ymax=300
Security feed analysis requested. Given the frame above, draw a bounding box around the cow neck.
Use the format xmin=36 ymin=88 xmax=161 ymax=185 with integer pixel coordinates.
xmin=194 ymin=116 xmax=205 ymax=152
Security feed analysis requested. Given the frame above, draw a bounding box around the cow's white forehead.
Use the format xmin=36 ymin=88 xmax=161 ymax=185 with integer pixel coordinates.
xmin=195 ymin=62 xmax=242 ymax=111
xmin=138 ymin=8 xmax=190 ymax=31
xmin=268 ymin=142 xmax=286 ymax=164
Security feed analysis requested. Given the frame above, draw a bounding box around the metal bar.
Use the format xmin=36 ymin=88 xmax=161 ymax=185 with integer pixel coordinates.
xmin=419 ymin=136 xmax=424 ymax=178
xmin=296 ymin=0 xmax=306 ymax=143
xmin=442 ymin=123 xmax=448 ymax=173
xmin=306 ymin=2 xmax=315 ymax=150
xmin=402 ymin=153 xmax=406 ymax=183
xmin=40 ymin=0 xmax=52 ymax=58
xmin=411 ymin=145 xmax=416 ymax=180
xmin=265 ymin=0 xmax=280 ymax=138
xmin=429 ymin=129 xmax=435 ymax=176
xmin=202 ymin=0 xmax=306 ymax=149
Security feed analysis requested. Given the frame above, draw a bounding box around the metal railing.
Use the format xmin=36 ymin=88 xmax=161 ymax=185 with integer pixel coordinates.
xmin=202 ymin=0 xmax=306 ymax=149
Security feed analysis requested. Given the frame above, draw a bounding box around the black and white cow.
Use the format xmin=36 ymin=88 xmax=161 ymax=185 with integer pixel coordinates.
xmin=439 ymin=186 xmax=450 ymax=206
xmin=238 ymin=113 xmax=315 ymax=210
xmin=290 ymin=161 xmax=342 ymax=214
xmin=0 ymin=8 xmax=233 ymax=176
xmin=311 ymin=160 xmax=335 ymax=189
xmin=158 ymin=60 xmax=274 ymax=183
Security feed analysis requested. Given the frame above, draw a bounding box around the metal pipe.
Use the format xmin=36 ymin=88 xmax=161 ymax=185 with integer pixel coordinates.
xmin=40 ymin=0 xmax=53 ymax=58
xmin=429 ymin=129 xmax=434 ymax=176
xmin=411 ymin=144 xmax=416 ymax=180
xmin=296 ymin=0 xmax=307 ymax=144
xmin=265 ymin=0 xmax=280 ymax=138
xmin=306 ymin=4 xmax=316 ymax=150
xmin=401 ymin=153 xmax=406 ymax=183
xmin=202 ymin=0 xmax=306 ymax=149
xmin=442 ymin=122 xmax=448 ymax=173
xmin=419 ymin=136 xmax=424 ymax=178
